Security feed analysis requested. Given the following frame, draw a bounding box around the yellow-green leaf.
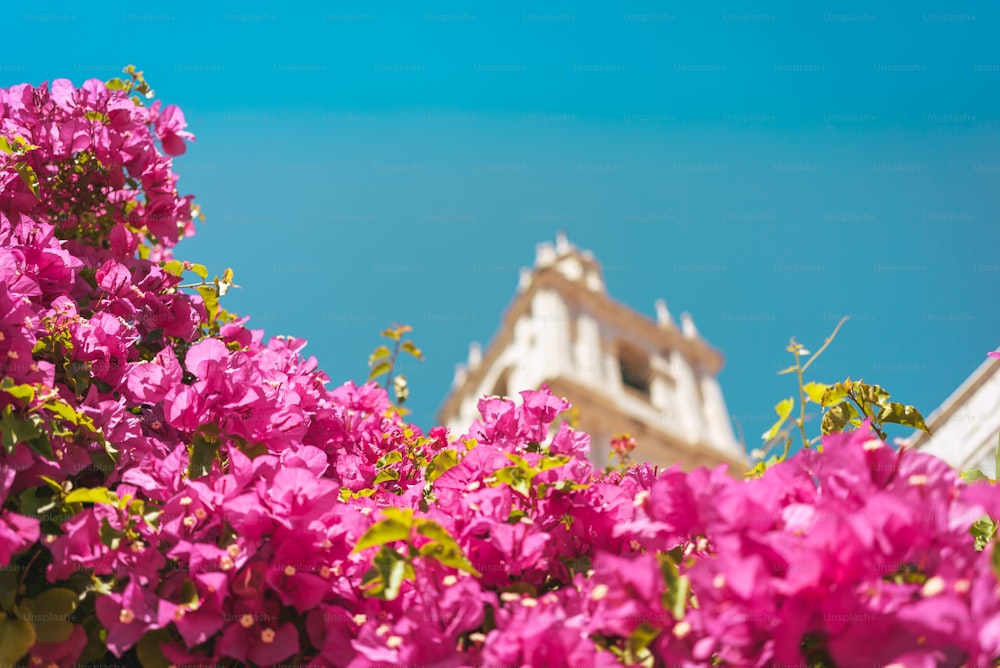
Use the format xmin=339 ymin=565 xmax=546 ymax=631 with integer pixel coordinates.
xmin=373 ymin=469 xmax=400 ymax=485
xmin=368 ymin=346 xmax=391 ymax=366
xmin=196 ymin=285 xmax=220 ymax=323
xmin=137 ymin=629 xmax=173 ymax=668
xmin=353 ymin=516 xmax=412 ymax=553
xmin=0 ymin=615 xmax=35 ymax=665
xmin=0 ymin=379 xmax=36 ymax=404
xmin=13 ymin=163 xmax=40 ymax=199
xmin=803 ymin=382 xmax=827 ymax=405
xmin=188 ymin=423 xmax=222 ymax=479
xmin=775 ymin=397 xmax=794 ymax=421
xmin=427 ymin=449 xmax=460 ymax=483
xmin=368 ymin=361 xmax=391 ymax=381
xmin=761 ymin=398 xmax=794 ymax=442
xmin=162 ymin=260 xmax=184 ymax=277
xmin=65 ymin=487 xmax=118 ymax=506
xmin=878 ymin=402 xmax=931 ymax=434
xmin=401 ymin=341 xmax=424 ymax=361
xmin=20 ymin=588 xmax=77 ymax=643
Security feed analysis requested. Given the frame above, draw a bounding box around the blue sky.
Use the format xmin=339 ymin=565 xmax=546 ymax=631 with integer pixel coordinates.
xmin=4 ymin=2 xmax=999 ymax=453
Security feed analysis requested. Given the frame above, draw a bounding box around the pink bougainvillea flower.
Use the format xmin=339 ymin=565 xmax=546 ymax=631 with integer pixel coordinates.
xmin=94 ymin=580 xmax=165 ymax=656
xmin=0 ymin=466 xmax=39 ymax=567
xmin=150 ymin=101 xmax=195 ymax=156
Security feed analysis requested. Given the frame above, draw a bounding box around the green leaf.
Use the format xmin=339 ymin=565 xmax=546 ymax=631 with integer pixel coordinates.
xmin=401 ymin=341 xmax=424 ymax=361
xmin=414 ymin=520 xmax=462 ymax=551
xmin=427 ymin=449 xmax=460 ymax=483
xmin=20 ymin=587 xmax=77 ymax=643
xmin=971 ymin=514 xmax=998 ymax=551
xmin=821 ymin=401 xmax=858 ymax=435
xmin=381 ymin=327 xmax=402 ymax=342
xmin=1 ymin=406 xmax=48 ymax=456
xmin=381 ymin=507 xmax=415 ymax=526
xmin=993 ymin=541 xmax=1000 ymax=581
xmin=0 ymin=568 xmax=19 ymax=611
xmin=189 ymin=263 xmax=209 ymax=280
xmin=77 ymin=614 xmax=109 ymax=664
xmin=100 ymin=517 xmax=125 ymax=550
xmin=179 ymin=579 xmax=199 ymax=606
xmin=820 ymin=383 xmax=849 ymax=407
xmin=775 ymin=397 xmax=794 ymax=421
xmin=962 ymin=470 xmax=990 ymax=483
xmin=368 ymin=360 xmax=392 ymax=381
xmin=0 ymin=615 xmax=35 ymax=665
xmin=0 ymin=379 xmax=36 ymax=404
xmin=196 ymin=285 xmax=220 ymax=324
xmin=188 ymin=423 xmax=222 ymax=479
xmin=369 ymin=346 xmax=391 ymax=366
xmin=415 ymin=520 xmax=482 ymax=576
xmin=43 ymin=398 xmax=80 ymax=426
xmin=857 ymin=383 xmax=891 ymax=408
xmin=361 ymin=545 xmax=409 ymax=600
xmin=162 ymin=260 xmax=184 ymax=277
xmin=492 ymin=466 xmax=533 ymax=497
xmin=503 ymin=452 xmax=530 ymax=467
xmin=37 ymin=476 xmax=64 ymax=494
xmin=353 ymin=514 xmax=413 ymax=553
xmin=626 ymin=623 xmax=661 ymax=661
xmin=658 ymin=552 xmax=690 ymax=620
xmin=376 ymin=451 xmax=403 ymax=468
xmin=105 ymin=77 xmax=130 ymax=91
xmin=137 ymin=629 xmax=174 ymax=668
xmin=537 ymin=455 xmax=571 ymax=471
xmin=878 ymin=402 xmax=930 ymax=434
xmin=0 ymin=137 xmax=13 ymax=154
xmin=13 ymin=163 xmax=40 ymax=199
xmin=803 ymin=382 xmax=827 ymax=405
xmin=762 ymin=397 xmax=794 ymax=442
xmin=63 ymin=359 xmax=91 ymax=395
xmin=373 ymin=469 xmax=400 ymax=485
xmin=65 ymin=487 xmax=118 ymax=507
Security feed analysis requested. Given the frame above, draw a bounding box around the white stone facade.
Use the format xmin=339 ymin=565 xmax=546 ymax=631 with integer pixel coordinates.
xmin=437 ymin=234 xmax=747 ymax=473
xmin=909 ymin=355 xmax=1000 ymax=477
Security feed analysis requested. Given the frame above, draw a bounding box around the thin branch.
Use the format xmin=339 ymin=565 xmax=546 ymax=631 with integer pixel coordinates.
xmin=801 ymin=316 xmax=849 ymax=374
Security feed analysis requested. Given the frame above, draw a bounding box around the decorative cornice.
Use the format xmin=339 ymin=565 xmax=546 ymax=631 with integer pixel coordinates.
xmin=437 ymin=246 xmax=728 ymax=423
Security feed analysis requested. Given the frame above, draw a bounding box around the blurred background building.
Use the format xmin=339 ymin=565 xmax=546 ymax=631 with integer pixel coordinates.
xmin=437 ymin=233 xmax=747 ymax=472
xmin=908 ymin=355 xmax=1000 ymax=477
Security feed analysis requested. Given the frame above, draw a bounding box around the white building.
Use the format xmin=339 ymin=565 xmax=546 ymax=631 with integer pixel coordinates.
xmin=908 ymin=355 xmax=1000 ymax=477
xmin=437 ymin=234 xmax=747 ymax=473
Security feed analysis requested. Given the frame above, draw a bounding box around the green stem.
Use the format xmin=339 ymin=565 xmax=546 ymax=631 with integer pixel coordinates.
xmin=847 ymin=391 xmax=886 ymax=440
xmin=384 ymin=339 xmax=402 ymax=401
xmin=794 ymin=350 xmax=809 ymax=450
xmin=801 ymin=316 xmax=849 ymax=374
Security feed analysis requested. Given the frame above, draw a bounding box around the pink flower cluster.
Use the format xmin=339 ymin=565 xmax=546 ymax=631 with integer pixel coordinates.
xmin=2 ymin=76 xmax=1000 ymax=667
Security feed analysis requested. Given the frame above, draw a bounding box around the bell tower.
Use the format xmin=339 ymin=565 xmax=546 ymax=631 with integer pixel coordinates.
xmin=437 ymin=233 xmax=746 ymax=472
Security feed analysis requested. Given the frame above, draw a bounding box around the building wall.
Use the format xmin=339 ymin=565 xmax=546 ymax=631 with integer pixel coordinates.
xmin=439 ymin=236 xmax=746 ymax=474
xmin=912 ymin=358 xmax=1000 ymax=477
